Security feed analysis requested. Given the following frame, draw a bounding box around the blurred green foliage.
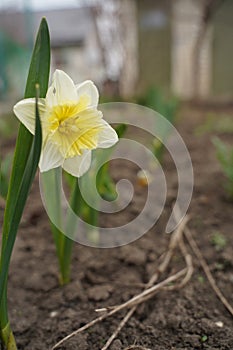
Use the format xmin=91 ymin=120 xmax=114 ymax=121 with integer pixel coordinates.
xmin=137 ymin=87 xmax=179 ymax=123
xmin=213 ymin=137 xmax=233 ymax=200
xmin=0 ymin=32 xmax=30 ymax=97
xmin=0 ymin=113 xmax=18 ymax=139
xmin=0 ymin=153 xmax=12 ymax=200
xmin=137 ymin=86 xmax=179 ymax=162
xmin=195 ymin=113 xmax=233 ymax=136
xmin=0 ymin=113 xmax=16 ymax=200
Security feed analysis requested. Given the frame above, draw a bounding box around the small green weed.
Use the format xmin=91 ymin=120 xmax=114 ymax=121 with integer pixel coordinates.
xmin=212 ymin=137 xmax=233 ymax=200
xmin=211 ymin=232 xmax=227 ymax=251
xmin=201 ymin=335 xmax=208 ymax=343
xmin=197 ymin=275 xmax=205 ymax=284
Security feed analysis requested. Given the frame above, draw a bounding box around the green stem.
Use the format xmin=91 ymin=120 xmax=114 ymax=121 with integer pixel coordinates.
xmin=59 ymin=235 xmax=73 ymax=286
xmin=51 ymin=176 xmax=82 ymax=286
xmin=87 ymin=209 xmax=99 ymax=244
xmin=51 ymin=222 xmax=73 ymax=285
xmin=50 ymin=223 xmax=66 ymax=285
xmin=59 ymin=178 xmax=83 ymax=285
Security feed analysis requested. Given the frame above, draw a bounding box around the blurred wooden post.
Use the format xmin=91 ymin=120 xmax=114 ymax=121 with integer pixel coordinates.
xmin=171 ymin=0 xmax=212 ymax=99
xmin=192 ymin=0 xmax=225 ymax=99
xmin=91 ymin=0 xmax=138 ymax=98
xmin=119 ymin=0 xmax=138 ymax=98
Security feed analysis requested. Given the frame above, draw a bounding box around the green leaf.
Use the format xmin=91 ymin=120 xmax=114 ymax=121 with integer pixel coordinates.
xmin=0 ymin=87 xmax=42 ymax=303
xmin=0 ymin=17 xmax=50 ymax=318
xmin=25 ymin=18 xmax=50 ymax=99
xmin=1 ymin=18 xmax=50 ymax=250
xmin=114 ymin=123 xmax=127 ymax=138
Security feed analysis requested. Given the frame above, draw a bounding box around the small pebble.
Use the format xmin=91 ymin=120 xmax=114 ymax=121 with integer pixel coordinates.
xmin=50 ymin=311 xmax=58 ymax=318
xmin=111 ymin=339 xmax=122 ymax=350
xmin=87 ymin=284 xmax=112 ymax=301
xmin=137 ymin=170 xmax=152 ymax=187
xmin=215 ymin=321 xmax=224 ymax=328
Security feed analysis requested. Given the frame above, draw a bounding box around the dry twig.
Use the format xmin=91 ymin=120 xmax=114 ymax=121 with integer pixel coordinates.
xmin=52 ymin=268 xmax=187 ymax=349
xmin=173 ymin=205 xmax=233 ymax=317
xmin=100 ymin=216 xmax=191 ymax=350
xmin=123 ymin=346 xmax=152 ymax=350
xmin=52 ymin=217 xmax=191 ymax=349
xmin=184 ymin=226 xmax=233 ymax=317
xmin=146 ymin=216 xmax=189 ymax=288
xmin=52 ymin=215 xmax=195 ymax=350
xmin=52 ymin=202 xmax=233 ymax=350
xmin=101 ymin=307 xmax=136 ymax=350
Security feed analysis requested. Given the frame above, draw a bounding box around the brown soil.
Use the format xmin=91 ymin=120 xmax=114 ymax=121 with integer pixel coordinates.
xmin=0 ymin=104 xmax=233 ymax=350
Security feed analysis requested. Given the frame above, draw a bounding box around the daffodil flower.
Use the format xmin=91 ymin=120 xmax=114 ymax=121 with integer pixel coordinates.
xmin=13 ymin=70 xmax=118 ymax=177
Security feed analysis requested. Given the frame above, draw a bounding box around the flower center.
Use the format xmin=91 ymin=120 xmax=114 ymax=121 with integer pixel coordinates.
xmin=46 ymin=98 xmax=102 ymax=159
xmin=48 ymin=95 xmax=89 ymax=133
xmin=48 ymin=104 xmax=79 ymax=132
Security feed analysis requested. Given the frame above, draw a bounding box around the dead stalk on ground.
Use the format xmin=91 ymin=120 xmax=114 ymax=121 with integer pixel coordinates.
xmin=101 ymin=216 xmax=192 ymax=350
xmin=173 ymin=206 xmax=233 ymax=317
xmin=52 ymin=216 xmax=191 ymax=350
xmin=52 ymin=209 xmax=233 ymax=350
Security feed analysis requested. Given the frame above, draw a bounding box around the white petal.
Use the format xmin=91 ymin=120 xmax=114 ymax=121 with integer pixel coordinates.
xmin=62 ymin=151 xmax=92 ymax=177
xmin=13 ymin=98 xmax=46 ymax=134
xmin=46 ymin=70 xmax=77 ymax=107
xmin=97 ymin=121 xmax=119 ymax=148
xmin=39 ymin=140 xmax=64 ymax=172
xmin=76 ymin=80 xmax=99 ymax=108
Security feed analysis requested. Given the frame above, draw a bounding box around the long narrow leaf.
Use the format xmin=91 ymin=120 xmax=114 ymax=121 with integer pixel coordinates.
xmin=1 ymin=18 xmax=50 ymax=250
xmin=0 ymin=17 xmax=50 ymax=317
xmin=0 ymin=88 xmax=42 ymax=303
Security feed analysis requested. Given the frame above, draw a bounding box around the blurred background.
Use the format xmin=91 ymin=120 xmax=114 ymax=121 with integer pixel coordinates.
xmin=0 ymin=0 xmax=233 ymax=104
